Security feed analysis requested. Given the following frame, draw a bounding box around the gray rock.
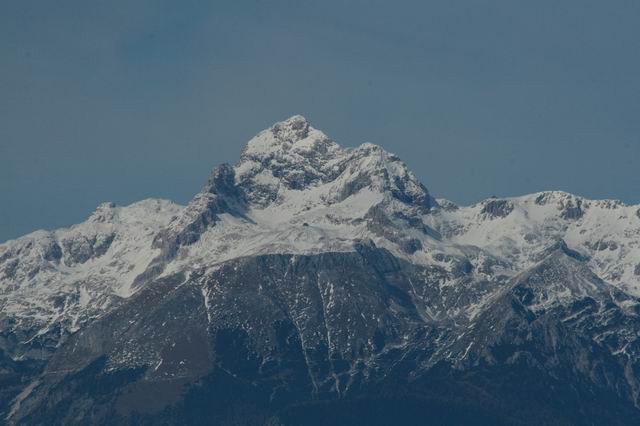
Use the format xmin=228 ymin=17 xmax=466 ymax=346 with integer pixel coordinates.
xmin=62 ymin=233 xmax=115 ymax=265
xmin=11 ymin=246 xmax=640 ymax=425
xmin=560 ymin=198 xmax=584 ymax=220
xmin=481 ymin=199 xmax=513 ymax=218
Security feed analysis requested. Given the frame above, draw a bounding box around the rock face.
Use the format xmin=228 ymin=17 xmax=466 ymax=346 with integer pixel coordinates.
xmin=2 ymin=116 xmax=640 ymax=425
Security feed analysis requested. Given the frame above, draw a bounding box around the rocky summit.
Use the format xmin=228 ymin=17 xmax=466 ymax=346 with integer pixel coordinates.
xmin=2 ymin=116 xmax=640 ymax=425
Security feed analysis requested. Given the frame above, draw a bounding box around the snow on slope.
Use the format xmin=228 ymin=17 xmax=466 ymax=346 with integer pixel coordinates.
xmin=426 ymin=192 xmax=640 ymax=294
xmin=2 ymin=115 xmax=640 ymax=359
xmin=0 ymin=199 xmax=181 ymax=358
xmin=161 ymin=116 xmax=640 ymax=296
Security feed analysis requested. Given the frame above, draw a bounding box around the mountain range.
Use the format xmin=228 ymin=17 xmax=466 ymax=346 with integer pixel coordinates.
xmin=2 ymin=115 xmax=640 ymax=425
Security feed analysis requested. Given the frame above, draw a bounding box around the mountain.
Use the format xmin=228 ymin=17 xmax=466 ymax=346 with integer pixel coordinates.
xmin=2 ymin=115 xmax=640 ymax=425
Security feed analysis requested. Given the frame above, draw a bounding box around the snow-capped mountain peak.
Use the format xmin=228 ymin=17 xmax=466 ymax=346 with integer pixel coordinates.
xmin=234 ymin=115 xmax=431 ymax=210
xmin=4 ymin=116 xmax=640 ymax=424
xmin=2 ymin=115 xmax=640 ymax=360
xmin=235 ymin=115 xmax=346 ymax=196
xmin=144 ymin=117 xmax=436 ymax=274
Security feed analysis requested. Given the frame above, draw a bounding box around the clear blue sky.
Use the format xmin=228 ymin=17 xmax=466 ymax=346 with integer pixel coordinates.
xmin=1 ymin=0 xmax=639 ymax=242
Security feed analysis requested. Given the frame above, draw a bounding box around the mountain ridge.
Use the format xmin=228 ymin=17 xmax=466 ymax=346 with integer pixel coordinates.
xmin=2 ymin=115 xmax=640 ymax=424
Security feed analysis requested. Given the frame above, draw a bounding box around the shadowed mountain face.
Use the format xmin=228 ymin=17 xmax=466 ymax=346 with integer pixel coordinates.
xmin=3 ymin=116 xmax=640 ymax=425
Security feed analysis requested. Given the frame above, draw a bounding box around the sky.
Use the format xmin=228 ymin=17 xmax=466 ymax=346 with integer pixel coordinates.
xmin=1 ymin=0 xmax=639 ymax=242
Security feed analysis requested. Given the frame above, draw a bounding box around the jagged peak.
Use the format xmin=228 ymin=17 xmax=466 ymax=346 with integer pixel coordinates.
xmin=201 ymin=163 xmax=238 ymax=197
xmin=232 ymin=116 xmax=432 ymax=209
xmin=239 ymin=115 xmax=336 ymax=160
xmin=150 ymin=117 xmax=434 ymax=258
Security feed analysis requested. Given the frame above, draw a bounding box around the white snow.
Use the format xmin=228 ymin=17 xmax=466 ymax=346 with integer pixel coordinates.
xmin=2 ymin=115 xmax=639 ymax=360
